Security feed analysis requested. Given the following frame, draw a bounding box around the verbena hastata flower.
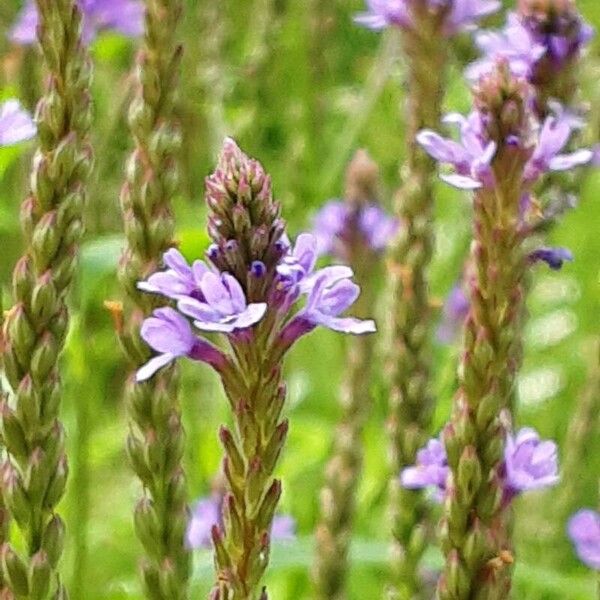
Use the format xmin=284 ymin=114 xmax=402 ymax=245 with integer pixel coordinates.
xmin=417 ymin=107 xmax=592 ymax=191
xmin=186 ymin=495 xmax=295 ymax=550
xmin=138 ymin=139 xmax=374 ymax=599
xmin=468 ymin=1 xmax=594 ymax=114
xmin=354 ymin=0 xmax=501 ymax=35
xmin=10 ymin=0 xmax=144 ymax=45
xmin=402 ymin=427 xmax=559 ymax=501
xmin=356 ymin=3 xmax=496 ymax=598
xmin=416 ymin=62 xmax=588 ymax=599
xmin=0 ymin=100 xmax=36 ymax=145
xmin=568 ymin=509 xmax=600 ymax=570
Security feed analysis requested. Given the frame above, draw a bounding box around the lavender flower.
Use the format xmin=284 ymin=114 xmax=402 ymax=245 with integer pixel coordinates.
xmin=402 ymin=427 xmax=559 ymax=500
xmin=177 ymin=272 xmax=267 ymax=333
xmin=504 ymin=427 xmax=560 ymax=494
xmin=0 ymin=100 xmax=36 ymax=146
xmin=10 ymin=0 xmax=144 ymax=45
xmin=186 ymin=495 xmax=295 ymax=550
xmin=354 ymin=0 xmax=501 ymax=36
xmin=417 ymin=108 xmax=592 ymax=190
xmin=467 ymin=13 xmax=547 ymax=80
xmin=313 ymin=200 xmax=397 ymax=257
xmin=136 ymin=308 xmax=228 ymax=381
xmin=137 ymin=248 xmax=209 ymax=300
xmin=568 ymin=509 xmax=600 ymax=570
xmin=400 ymin=438 xmax=449 ymax=492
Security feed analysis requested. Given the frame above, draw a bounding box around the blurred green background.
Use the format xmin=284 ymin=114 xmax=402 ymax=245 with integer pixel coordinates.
xmin=1 ymin=0 xmax=599 ymax=598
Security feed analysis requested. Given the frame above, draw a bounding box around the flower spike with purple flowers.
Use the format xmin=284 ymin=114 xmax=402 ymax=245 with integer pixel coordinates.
xmin=422 ymin=62 xmax=576 ymax=599
xmin=0 ymin=100 xmax=36 ymax=146
xmin=137 ymin=139 xmax=374 ymax=598
xmin=354 ymin=0 xmax=501 ymax=36
xmin=568 ymin=509 xmax=600 ymax=570
xmin=10 ymin=0 xmax=144 ymax=45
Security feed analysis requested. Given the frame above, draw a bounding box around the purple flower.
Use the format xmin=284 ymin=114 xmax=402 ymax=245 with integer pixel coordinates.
xmin=528 ymin=246 xmax=573 ymax=270
xmin=0 ymin=100 xmax=36 ymax=146
xmin=137 ymin=248 xmax=210 ymax=301
xmin=276 ymin=233 xmax=353 ymax=295
xmin=416 ymin=112 xmax=496 ymax=190
xmin=177 ymin=272 xmax=267 ymax=333
xmin=279 ymin=270 xmax=376 ymax=349
xmin=402 ymin=427 xmax=559 ymax=500
xmin=419 ymin=107 xmax=591 ymax=190
xmin=186 ymin=496 xmax=221 ymax=549
xmin=524 ymin=114 xmax=592 ymax=182
xmin=186 ymin=495 xmax=296 ymax=550
xmin=312 ymin=201 xmax=397 ymax=257
xmin=467 ymin=13 xmax=546 ymax=80
xmin=136 ymin=308 xmax=227 ymax=382
xmin=10 ymin=0 xmax=144 ymax=45
xmin=354 ymin=0 xmax=500 ymax=36
xmin=437 ymin=284 xmax=470 ymax=343
xmin=568 ymin=510 xmax=600 ymax=570
xmin=504 ymin=428 xmax=559 ymax=495
xmin=400 ymin=438 xmax=449 ymax=493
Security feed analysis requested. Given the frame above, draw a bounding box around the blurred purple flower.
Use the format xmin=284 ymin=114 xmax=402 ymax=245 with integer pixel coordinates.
xmin=10 ymin=0 xmax=144 ymax=45
xmin=568 ymin=509 xmax=600 ymax=570
xmin=137 ymin=248 xmax=210 ymax=301
xmin=186 ymin=495 xmax=296 ymax=550
xmin=0 ymin=100 xmax=36 ymax=146
xmin=312 ymin=200 xmax=397 ymax=257
xmin=528 ymin=246 xmax=573 ymax=270
xmin=400 ymin=437 xmax=449 ymax=493
xmin=504 ymin=428 xmax=559 ymax=495
xmin=136 ymin=308 xmax=227 ymax=382
xmin=437 ymin=284 xmax=470 ymax=343
xmin=467 ymin=13 xmax=546 ymax=80
xmin=354 ymin=0 xmax=500 ymax=36
xmin=177 ymin=272 xmax=267 ymax=333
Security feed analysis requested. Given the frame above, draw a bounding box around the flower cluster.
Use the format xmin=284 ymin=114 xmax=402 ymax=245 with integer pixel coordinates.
xmin=10 ymin=0 xmax=144 ymax=45
xmin=417 ymin=106 xmax=592 ymax=192
xmin=468 ymin=2 xmax=594 ymax=82
xmin=568 ymin=509 xmax=600 ymax=570
xmin=0 ymin=100 xmax=35 ymax=146
xmin=401 ymin=427 xmax=559 ymax=502
xmin=186 ymin=494 xmax=295 ymax=550
xmin=137 ymin=139 xmax=375 ymax=380
xmin=354 ymin=0 xmax=500 ymax=36
xmin=312 ymin=201 xmax=397 ymax=258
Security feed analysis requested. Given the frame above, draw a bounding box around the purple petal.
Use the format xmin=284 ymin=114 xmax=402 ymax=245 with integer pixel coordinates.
xmin=440 ymin=173 xmax=482 ymax=190
xmin=416 ymin=130 xmax=468 ymax=165
xmin=140 ymin=307 xmax=196 ymax=355
xmin=201 ymin=272 xmax=235 ymax=315
xmin=548 ymin=149 xmax=593 ymax=172
xmin=230 ymin=303 xmax=267 ymax=330
xmin=309 ymin=313 xmax=376 ymax=334
xmin=0 ymin=100 xmax=36 ymax=146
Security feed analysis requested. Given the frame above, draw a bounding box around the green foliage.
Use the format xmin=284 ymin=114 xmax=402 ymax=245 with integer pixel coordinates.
xmin=0 ymin=0 xmax=599 ymax=598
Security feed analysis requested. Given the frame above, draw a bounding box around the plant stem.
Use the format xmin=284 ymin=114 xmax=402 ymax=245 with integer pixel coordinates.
xmin=387 ymin=20 xmax=447 ymax=600
xmin=118 ymin=0 xmax=190 ymax=598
